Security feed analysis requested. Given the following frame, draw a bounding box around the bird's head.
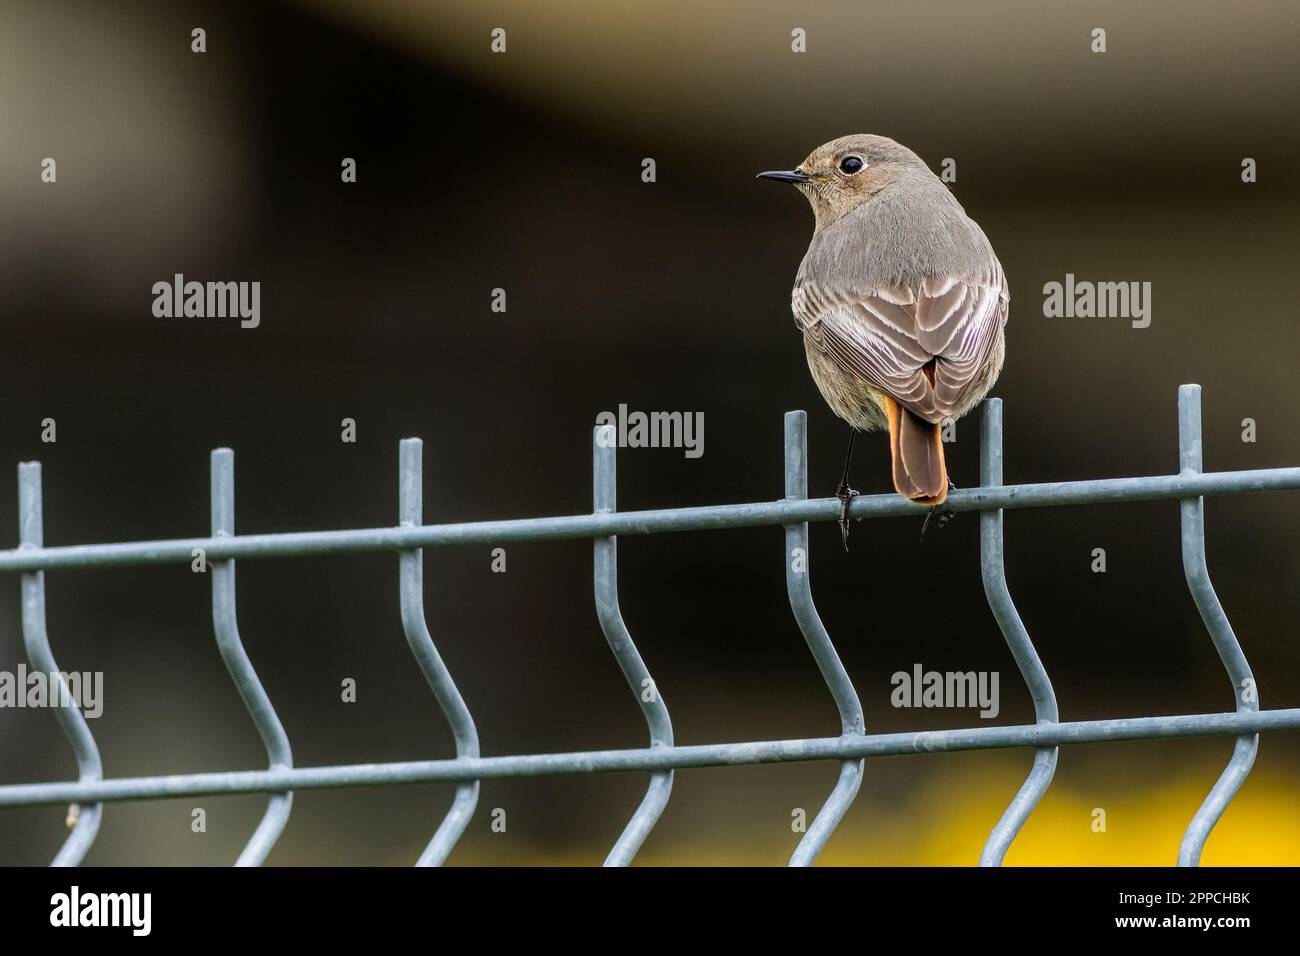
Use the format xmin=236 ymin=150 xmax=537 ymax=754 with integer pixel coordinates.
xmin=758 ymin=133 xmax=930 ymax=230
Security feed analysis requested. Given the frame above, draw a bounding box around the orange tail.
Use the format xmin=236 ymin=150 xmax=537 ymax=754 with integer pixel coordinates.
xmin=884 ymin=396 xmax=948 ymax=505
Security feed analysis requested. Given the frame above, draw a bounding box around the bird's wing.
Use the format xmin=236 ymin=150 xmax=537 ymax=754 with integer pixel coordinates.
xmin=794 ymin=264 xmax=1008 ymax=422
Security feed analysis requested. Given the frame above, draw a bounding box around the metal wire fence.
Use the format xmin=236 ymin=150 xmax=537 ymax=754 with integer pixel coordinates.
xmin=1 ymin=383 xmax=1297 ymax=866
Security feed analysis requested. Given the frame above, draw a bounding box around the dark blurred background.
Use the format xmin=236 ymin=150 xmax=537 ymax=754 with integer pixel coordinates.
xmin=1 ymin=0 xmax=1298 ymax=865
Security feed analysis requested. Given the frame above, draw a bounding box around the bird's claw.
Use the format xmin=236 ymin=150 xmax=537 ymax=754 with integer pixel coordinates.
xmin=919 ymin=505 xmax=955 ymax=542
xmin=919 ymin=478 xmax=957 ymax=542
xmin=835 ymin=481 xmax=860 ymax=551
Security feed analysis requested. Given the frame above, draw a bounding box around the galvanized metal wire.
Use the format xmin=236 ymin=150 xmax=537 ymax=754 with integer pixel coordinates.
xmin=593 ymin=425 xmax=673 ymax=865
xmin=783 ymin=411 xmax=865 ymax=867
xmin=977 ymin=400 xmax=1059 ymax=866
xmin=398 ymin=439 xmax=480 ymax=866
xmin=17 ymin=463 xmax=102 ymax=866
xmin=1 ymin=384 xmax=1296 ymax=866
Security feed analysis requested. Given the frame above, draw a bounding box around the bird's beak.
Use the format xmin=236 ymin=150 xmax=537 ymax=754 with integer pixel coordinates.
xmin=756 ymin=169 xmax=811 ymax=184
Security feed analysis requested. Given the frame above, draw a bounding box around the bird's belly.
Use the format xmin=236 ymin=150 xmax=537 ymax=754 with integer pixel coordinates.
xmin=803 ymin=340 xmax=889 ymax=432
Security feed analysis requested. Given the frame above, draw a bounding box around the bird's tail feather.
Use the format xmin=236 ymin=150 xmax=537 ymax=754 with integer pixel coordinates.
xmin=884 ymin=396 xmax=948 ymax=505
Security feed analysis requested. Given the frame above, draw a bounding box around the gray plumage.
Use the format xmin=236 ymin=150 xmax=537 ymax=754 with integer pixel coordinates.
xmin=764 ymin=134 xmax=1009 ymax=503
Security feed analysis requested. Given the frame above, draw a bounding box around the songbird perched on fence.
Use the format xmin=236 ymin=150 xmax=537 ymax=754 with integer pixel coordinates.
xmin=759 ymin=134 xmax=1009 ymax=547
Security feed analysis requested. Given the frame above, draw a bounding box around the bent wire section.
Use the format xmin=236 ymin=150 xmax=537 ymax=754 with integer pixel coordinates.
xmin=398 ymin=439 xmax=480 ymax=866
xmin=210 ymin=449 xmax=293 ymax=866
xmin=978 ymin=400 xmax=1059 ymax=866
xmin=783 ymin=412 xmax=865 ymax=866
xmin=1176 ymin=385 xmax=1259 ymax=866
xmin=593 ymin=425 xmax=673 ymax=865
xmin=17 ymin=462 xmax=103 ymax=866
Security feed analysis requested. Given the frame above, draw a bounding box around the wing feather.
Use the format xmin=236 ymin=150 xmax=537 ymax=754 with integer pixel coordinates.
xmin=794 ymin=263 xmax=1008 ymax=423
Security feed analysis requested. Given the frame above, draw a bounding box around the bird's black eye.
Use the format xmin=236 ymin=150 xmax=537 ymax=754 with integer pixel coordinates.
xmin=838 ymin=156 xmax=865 ymax=175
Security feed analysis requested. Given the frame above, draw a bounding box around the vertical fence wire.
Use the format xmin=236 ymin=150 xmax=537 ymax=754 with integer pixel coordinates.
xmin=783 ymin=411 xmax=865 ymax=866
xmin=978 ymin=400 xmax=1059 ymax=866
xmin=593 ymin=425 xmax=673 ymax=865
xmin=209 ymin=449 xmax=293 ymax=866
xmin=1176 ymin=385 xmax=1259 ymax=866
xmin=17 ymin=462 xmax=103 ymax=866
xmin=398 ymin=438 xmax=480 ymax=866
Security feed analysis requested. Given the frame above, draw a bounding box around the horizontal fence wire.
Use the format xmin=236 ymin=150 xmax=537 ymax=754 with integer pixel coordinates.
xmin=1 ymin=384 xmax=1296 ymax=866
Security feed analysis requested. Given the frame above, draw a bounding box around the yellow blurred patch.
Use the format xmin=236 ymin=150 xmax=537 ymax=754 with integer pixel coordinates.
xmin=450 ymin=759 xmax=1300 ymax=866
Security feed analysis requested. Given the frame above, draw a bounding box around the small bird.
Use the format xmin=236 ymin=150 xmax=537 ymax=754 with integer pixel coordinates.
xmin=759 ymin=134 xmax=1009 ymax=547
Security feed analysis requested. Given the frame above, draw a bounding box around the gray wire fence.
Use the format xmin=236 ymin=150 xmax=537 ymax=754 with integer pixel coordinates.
xmin=1 ymin=383 xmax=1297 ymax=866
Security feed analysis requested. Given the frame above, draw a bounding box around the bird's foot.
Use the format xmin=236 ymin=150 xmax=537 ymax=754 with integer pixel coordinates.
xmin=835 ymin=480 xmax=860 ymax=551
xmin=919 ymin=479 xmax=957 ymax=542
